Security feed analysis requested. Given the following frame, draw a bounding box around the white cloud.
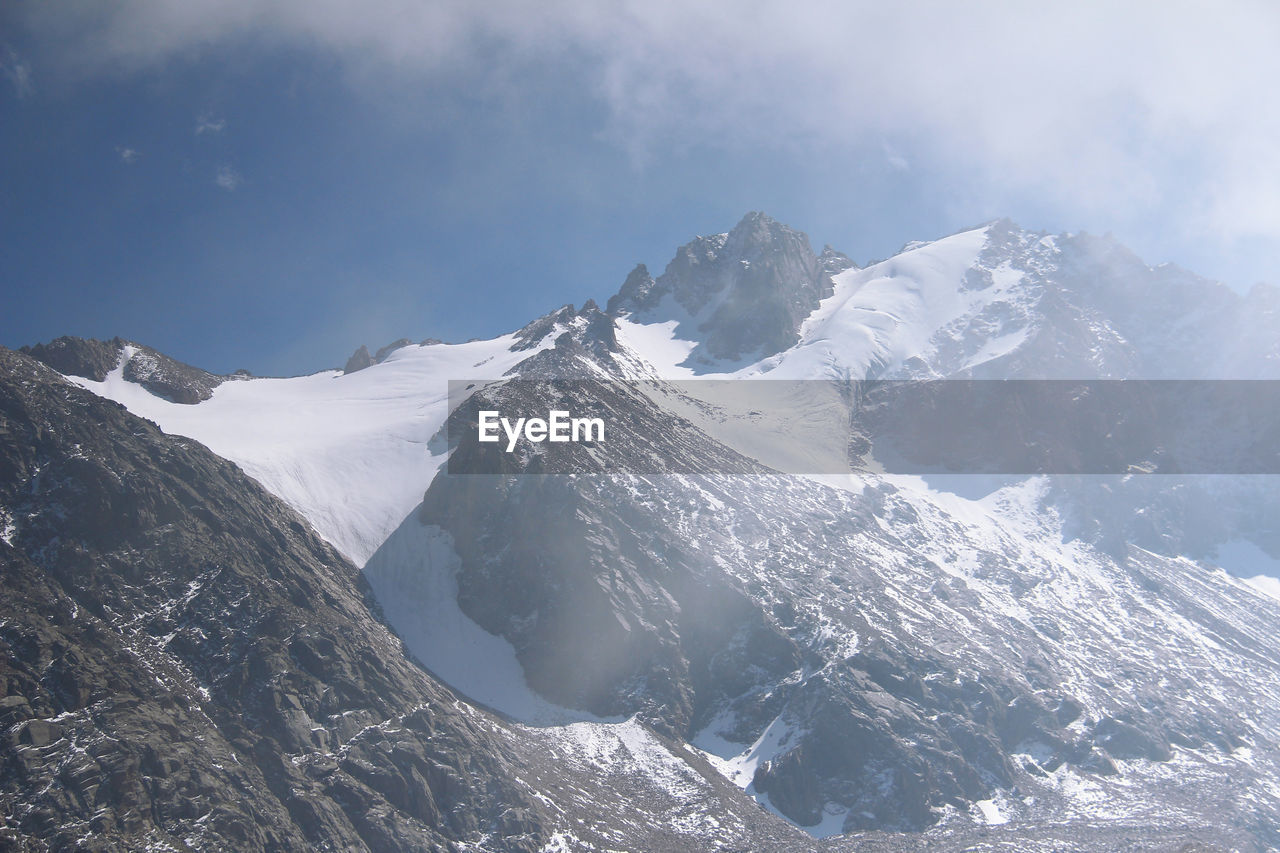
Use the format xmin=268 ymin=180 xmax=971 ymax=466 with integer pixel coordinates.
xmin=116 ymin=146 xmax=140 ymax=164
xmin=214 ymin=164 xmax=242 ymax=190
xmin=17 ymin=1 xmax=1280 ymax=255
xmin=883 ymin=142 xmax=909 ymax=173
xmin=196 ymin=112 xmax=226 ymax=134
xmin=1 ymin=46 xmax=33 ymax=98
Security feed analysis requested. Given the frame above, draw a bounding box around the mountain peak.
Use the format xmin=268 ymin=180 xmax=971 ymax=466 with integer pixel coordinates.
xmin=607 ymin=213 xmax=835 ymax=363
xmin=343 ymin=344 xmax=374 ymax=374
xmin=723 ymin=210 xmax=785 ymax=252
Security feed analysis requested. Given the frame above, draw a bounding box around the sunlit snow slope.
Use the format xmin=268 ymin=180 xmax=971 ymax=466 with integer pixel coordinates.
xmin=614 ymin=224 xmax=1033 ymax=380
xmin=70 ymin=335 xmax=554 ymax=564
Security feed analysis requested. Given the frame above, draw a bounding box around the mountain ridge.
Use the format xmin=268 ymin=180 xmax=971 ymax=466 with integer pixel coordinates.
xmin=12 ymin=213 xmax=1280 ymax=847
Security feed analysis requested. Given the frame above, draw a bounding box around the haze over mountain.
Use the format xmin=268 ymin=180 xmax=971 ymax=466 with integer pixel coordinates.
xmin=6 ymin=213 xmax=1280 ymax=850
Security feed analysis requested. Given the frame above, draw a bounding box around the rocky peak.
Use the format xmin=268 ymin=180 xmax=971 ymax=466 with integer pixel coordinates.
xmin=512 ymin=304 xmax=577 ymax=351
xmin=607 ymin=212 xmax=836 ymax=364
xmin=606 ymin=264 xmax=656 ymax=315
xmin=721 ymin=210 xmax=801 ymax=262
xmin=374 ymin=338 xmax=412 ymax=363
xmin=342 ymin=344 xmax=374 ymax=374
xmin=819 ymin=244 xmax=857 ymax=275
xmin=21 ymin=336 xmax=227 ymax=404
xmin=19 ymin=336 xmax=122 ymax=382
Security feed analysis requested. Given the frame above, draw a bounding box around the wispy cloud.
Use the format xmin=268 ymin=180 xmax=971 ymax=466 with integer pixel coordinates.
xmin=1 ymin=46 xmax=33 ymax=98
xmin=116 ymin=145 xmax=140 ymax=164
xmin=214 ymin=164 xmax=242 ymax=191
xmin=883 ymin=142 xmax=909 ymax=173
xmin=196 ymin=112 xmax=226 ymax=134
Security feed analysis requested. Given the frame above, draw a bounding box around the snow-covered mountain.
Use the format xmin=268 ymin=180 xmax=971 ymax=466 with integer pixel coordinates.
xmin=14 ymin=212 xmax=1280 ymax=849
xmin=612 ymin=216 xmax=1278 ymax=382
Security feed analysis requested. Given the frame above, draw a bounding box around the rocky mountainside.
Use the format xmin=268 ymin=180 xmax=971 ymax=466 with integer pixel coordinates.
xmin=0 ymin=348 xmax=828 ymax=851
xmin=0 ymin=346 xmax=564 ymax=850
xmin=11 ymin=213 xmax=1280 ymax=849
xmin=414 ymin=339 xmax=1280 ymax=844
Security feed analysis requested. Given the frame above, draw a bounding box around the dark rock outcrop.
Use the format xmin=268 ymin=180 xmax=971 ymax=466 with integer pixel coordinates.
xmin=22 ymin=336 xmax=227 ymax=403
xmin=819 ymin=245 xmax=857 ymax=275
xmin=343 ymin=345 xmax=374 ymax=374
xmin=19 ymin=336 xmax=121 ymax=381
xmin=375 ymin=338 xmax=413 ymax=363
xmin=512 ymin=305 xmax=576 ymax=352
xmin=606 ymin=212 xmax=835 ymax=364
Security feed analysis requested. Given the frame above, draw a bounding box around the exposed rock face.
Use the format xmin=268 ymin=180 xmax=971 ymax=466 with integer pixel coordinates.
xmin=609 ymin=263 xmax=657 ymax=312
xmin=18 ymin=336 xmax=121 ymax=381
xmin=0 ymin=346 xmax=553 ymax=850
xmin=511 ymin=304 xmax=577 ymax=351
xmin=21 ymin=336 xmax=227 ymax=403
xmin=427 ymin=378 xmax=780 ymax=733
xmin=375 ymin=338 xmax=413 ymax=363
xmin=607 ymin=212 xmax=835 ymax=364
xmin=819 ymin=245 xmax=857 ymax=275
xmin=343 ymin=344 xmax=374 ymax=374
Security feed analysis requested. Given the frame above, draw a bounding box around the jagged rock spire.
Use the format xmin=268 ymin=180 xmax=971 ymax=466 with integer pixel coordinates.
xmin=607 ymin=212 xmax=835 ymax=362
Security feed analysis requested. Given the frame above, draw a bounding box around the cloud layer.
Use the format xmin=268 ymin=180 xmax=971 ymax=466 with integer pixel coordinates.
xmin=20 ymin=1 xmax=1280 ymax=264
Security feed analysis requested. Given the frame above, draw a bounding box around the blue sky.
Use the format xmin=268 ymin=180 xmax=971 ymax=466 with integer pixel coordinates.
xmin=3 ymin=2 xmax=1278 ymax=376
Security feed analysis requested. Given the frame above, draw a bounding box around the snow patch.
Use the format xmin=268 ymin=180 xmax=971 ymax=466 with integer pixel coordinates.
xmin=804 ymin=803 xmax=850 ymax=839
xmin=755 ymin=226 xmax=993 ymax=380
xmin=0 ymin=507 xmax=14 ymax=546
xmin=693 ymin=709 xmax=805 ymax=793
xmin=538 ymin=832 xmax=579 ymax=853
xmin=544 ymin=716 xmax=705 ymax=801
xmin=973 ymin=798 xmax=1009 ymax=825
xmin=613 ymin=317 xmax=701 ymax=379
xmin=362 ymin=517 xmax=593 ymax=725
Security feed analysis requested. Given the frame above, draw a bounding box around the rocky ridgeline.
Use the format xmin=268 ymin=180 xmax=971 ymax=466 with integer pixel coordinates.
xmin=607 ymin=212 xmax=837 ymax=363
xmin=21 ymin=336 xmax=237 ymax=404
